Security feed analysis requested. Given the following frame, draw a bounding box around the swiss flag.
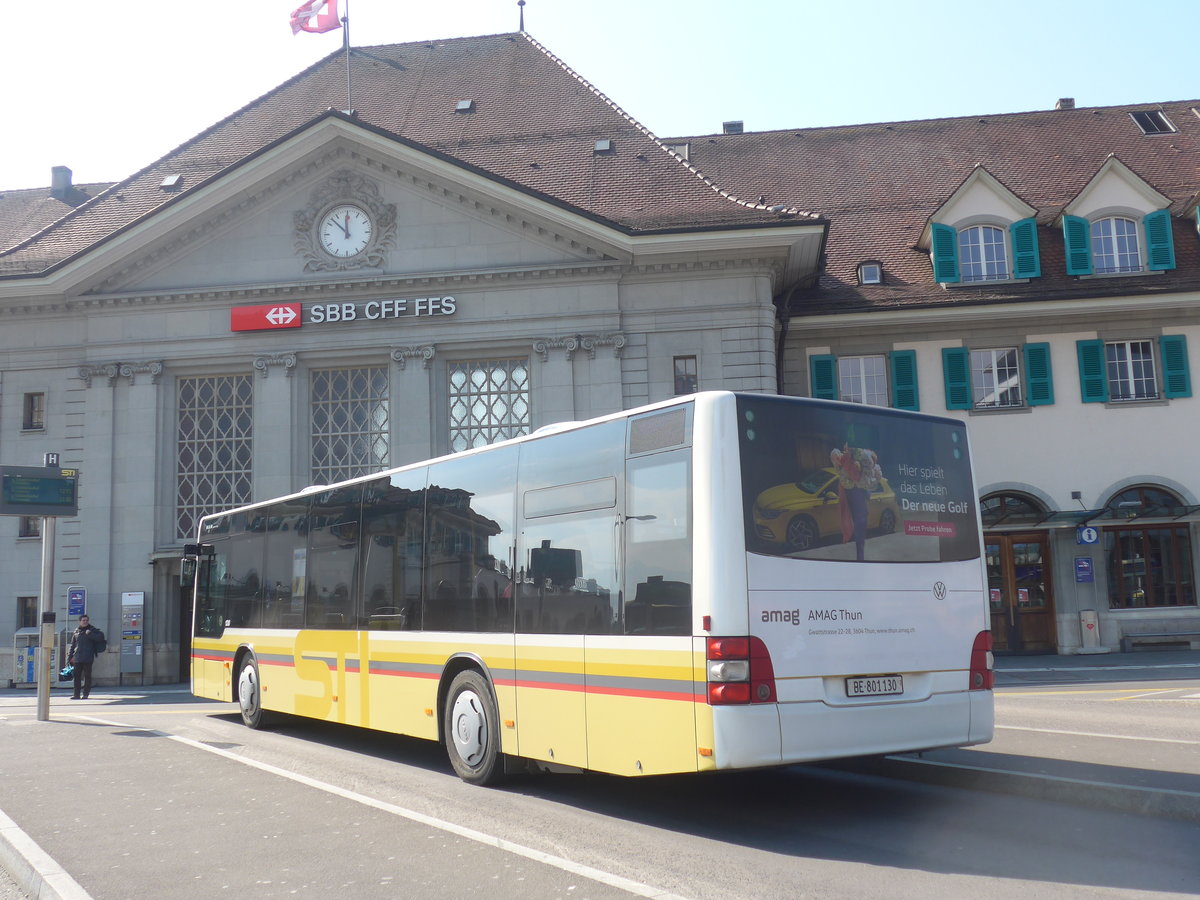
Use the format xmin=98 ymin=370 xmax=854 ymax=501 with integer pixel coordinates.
xmin=290 ymin=0 xmax=340 ymax=35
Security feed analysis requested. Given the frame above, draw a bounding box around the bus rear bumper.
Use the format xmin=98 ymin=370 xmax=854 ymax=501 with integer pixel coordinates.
xmin=711 ymin=689 xmax=991 ymax=770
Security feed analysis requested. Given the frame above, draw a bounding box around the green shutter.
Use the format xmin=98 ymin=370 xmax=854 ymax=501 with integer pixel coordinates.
xmin=1023 ymin=342 xmax=1054 ymax=406
xmin=1160 ymin=334 xmax=1191 ymax=398
xmin=1143 ymin=209 xmax=1176 ymax=271
xmin=1009 ymin=218 xmax=1041 ymax=279
xmin=810 ymin=354 xmax=838 ymax=400
xmin=890 ymin=350 xmax=919 ymax=411
xmin=1076 ymin=339 xmax=1108 ymax=402
xmin=941 ymin=347 xmax=971 ymax=409
xmin=930 ymin=223 xmax=960 ymax=283
xmin=1062 ymin=215 xmax=1093 ymax=275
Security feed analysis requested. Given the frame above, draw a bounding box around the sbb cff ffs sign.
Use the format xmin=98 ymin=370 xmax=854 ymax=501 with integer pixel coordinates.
xmin=230 ymin=298 xmax=457 ymax=331
xmin=0 ymin=466 xmax=79 ymax=517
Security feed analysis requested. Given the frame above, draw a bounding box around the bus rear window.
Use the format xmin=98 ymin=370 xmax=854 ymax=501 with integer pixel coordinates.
xmin=738 ymin=396 xmax=980 ymax=563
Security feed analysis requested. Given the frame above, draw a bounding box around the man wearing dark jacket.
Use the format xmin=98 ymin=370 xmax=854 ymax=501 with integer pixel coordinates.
xmin=67 ymin=615 xmax=102 ymax=699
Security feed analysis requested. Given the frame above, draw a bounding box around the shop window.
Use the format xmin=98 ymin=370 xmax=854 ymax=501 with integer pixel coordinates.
xmin=1103 ymin=487 xmax=1195 ymax=609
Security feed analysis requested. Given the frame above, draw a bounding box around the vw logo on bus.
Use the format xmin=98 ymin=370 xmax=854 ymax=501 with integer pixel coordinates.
xmin=933 ymin=581 xmax=947 ymax=601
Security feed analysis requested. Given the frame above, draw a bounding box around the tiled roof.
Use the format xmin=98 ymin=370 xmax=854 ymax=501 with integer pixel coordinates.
xmin=673 ymin=100 xmax=1200 ymax=314
xmin=0 ymin=182 xmax=113 ymax=251
xmin=0 ymin=33 xmax=813 ymax=279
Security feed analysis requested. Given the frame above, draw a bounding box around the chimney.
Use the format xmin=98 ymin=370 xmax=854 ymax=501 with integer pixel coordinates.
xmin=722 ymin=120 xmax=744 ymax=135
xmin=50 ymin=166 xmax=73 ymax=199
xmin=1055 ymin=98 xmax=1075 ymax=110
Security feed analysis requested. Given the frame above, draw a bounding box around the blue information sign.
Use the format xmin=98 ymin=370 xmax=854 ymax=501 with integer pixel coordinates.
xmin=1075 ymin=557 xmax=1094 ymax=583
xmin=68 ymin=587 xmax=86 ymax=616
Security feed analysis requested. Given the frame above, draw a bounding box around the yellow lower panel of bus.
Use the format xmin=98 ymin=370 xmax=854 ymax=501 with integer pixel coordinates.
xmin=514 ymin=636 xmax=587 ymax=768
xmin=583 ymin=637 xmax=706 ymax=776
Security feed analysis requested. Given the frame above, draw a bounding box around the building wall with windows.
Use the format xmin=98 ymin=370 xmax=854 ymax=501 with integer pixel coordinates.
xmin=680 ymin=98 xmax=1200 ymax=654
xmin=4 ymin=37 xmax=1197 ymax=679
xmin=0 ymin=34 xmax=822 ymax=684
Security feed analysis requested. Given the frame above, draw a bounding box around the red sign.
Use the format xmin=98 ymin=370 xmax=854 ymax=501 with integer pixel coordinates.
xmin=231 ymin=303 xmax=302 ymax=332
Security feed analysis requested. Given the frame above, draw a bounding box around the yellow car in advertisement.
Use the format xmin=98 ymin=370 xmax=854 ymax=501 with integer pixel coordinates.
xmin=752 ymin=467 xmax=901 ymax=553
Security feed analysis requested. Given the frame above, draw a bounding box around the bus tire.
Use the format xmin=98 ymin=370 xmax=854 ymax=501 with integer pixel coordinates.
xmin=443 ymin=669 xmax=504 ymax=786
xmin=237 ymin=653 xmax=273 ymax=730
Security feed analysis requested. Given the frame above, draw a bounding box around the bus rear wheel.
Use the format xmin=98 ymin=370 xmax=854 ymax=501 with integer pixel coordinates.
xmin=237 ymin=653 xmax=273 ymax=730
xmin=443 ymin=670 xmax=504 ymax=786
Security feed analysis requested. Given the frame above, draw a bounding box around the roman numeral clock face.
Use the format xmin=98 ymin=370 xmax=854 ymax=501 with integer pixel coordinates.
xmin=318 ymin=204 xmax=373 ymax=258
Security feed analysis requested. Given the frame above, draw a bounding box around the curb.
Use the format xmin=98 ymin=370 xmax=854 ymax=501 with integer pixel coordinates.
xmin=0 ymin=808 xmax=90 ymax=900
xmin=832 ymin=754 xmax=1200 ymax=824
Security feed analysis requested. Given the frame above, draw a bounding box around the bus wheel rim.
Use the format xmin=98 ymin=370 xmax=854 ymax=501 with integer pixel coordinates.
xmin=239 ymin=665 xmax=258 ymax=716
xmin=450 ymin=690 xmax=487 ymax=767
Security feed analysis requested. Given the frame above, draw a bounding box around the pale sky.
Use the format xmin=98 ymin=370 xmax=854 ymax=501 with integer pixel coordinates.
xmin=3 ymin=0 xmax=1198 ymax=190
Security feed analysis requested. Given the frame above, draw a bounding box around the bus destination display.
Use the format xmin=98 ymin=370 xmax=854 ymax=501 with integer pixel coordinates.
xmin=0 ymin=466 xmax=79 ymax=517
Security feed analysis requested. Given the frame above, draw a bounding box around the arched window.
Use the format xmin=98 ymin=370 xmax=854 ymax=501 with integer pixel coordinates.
xmin=1102 ymin=486 xmax=1195 ymax=608
xmin=957 ymin=225 xmax=1009 ymax=282
xmin=980 ymin=492 xmax=1044 ymax=528
xmin=1090 ymin=217 xmax=1141 ymax=274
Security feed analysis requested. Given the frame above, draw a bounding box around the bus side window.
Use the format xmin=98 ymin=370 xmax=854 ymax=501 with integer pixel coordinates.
xmin=623 ymin=449 xmax=692 ymax=635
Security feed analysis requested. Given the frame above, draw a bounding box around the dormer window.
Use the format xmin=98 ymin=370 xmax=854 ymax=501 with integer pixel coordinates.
xmin=930 ymin=218 xmax=1040 ymax=284
xmin=1061 ymin=158 xmax=1176 ymax=276
xmin=1062 ymin=209 xmax=1175 ymax=276
xmin=958 ymin=225 xmax=1009 ymax=282
xmin=857 ymin=261 xmax=882 ymax=284
xmin=1091 ymin=216 xmax=1141 ymax=273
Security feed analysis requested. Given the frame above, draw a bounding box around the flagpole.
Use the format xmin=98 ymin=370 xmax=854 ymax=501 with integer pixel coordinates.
xmin=343 ymin=0 xmax=352 ymax=112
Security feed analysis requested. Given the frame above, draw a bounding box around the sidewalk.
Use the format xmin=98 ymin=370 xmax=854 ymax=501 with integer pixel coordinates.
xmin=993 ymin=647 xmax=1200 ymax=684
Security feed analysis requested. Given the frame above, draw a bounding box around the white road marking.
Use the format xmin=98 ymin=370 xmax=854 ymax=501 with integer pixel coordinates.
xmin=72 ymin=714 xmax=692 ymax=900
xmin=997 ymin=724 xmax=1200 ymax=745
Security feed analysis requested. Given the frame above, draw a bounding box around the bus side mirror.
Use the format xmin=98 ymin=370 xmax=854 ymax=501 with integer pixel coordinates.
xmin=180 ymin=557 xmax=197 ymax=588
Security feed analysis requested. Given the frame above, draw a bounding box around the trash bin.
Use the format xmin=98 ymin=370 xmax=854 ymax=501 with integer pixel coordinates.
xmin=1080 ymin=609 xmax=1100 ymax=649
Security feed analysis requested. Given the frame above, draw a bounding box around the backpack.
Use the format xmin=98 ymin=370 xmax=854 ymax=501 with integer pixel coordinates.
xmin=92 ymin=629 xmax=107 ymax=655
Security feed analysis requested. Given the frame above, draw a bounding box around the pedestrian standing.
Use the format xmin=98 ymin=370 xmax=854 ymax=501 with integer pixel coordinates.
xmin=67 ymin=615 xmax=103 ymax=699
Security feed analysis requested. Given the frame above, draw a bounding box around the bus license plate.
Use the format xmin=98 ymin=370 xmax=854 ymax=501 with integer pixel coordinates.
xmin=845 ymin=675 xmax=903 ymax=698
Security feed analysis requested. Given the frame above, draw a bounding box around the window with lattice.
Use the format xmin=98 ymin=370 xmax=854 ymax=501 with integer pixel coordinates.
xmin=310 ymin=366 xmax=390 ymax=484
xmin=448 ymin=358 xmax=531 ymax=452
xmin=176 ymin=375 xmax=254 ymax=539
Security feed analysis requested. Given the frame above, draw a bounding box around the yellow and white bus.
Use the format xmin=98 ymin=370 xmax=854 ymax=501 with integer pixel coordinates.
xmin=186 ymin=391 xmax=993 ymax=785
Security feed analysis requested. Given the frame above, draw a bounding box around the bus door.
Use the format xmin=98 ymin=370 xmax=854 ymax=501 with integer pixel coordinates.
xmin=987 ymin=533 xmax=1055 ymax=652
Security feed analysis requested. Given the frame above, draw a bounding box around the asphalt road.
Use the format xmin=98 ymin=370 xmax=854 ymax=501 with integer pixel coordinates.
xmin=2 ymin=651 xmax=1198 ymax=899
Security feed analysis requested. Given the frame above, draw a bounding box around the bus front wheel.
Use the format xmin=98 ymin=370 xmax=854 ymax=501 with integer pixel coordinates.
xmin=443 ymin=670 xmax=504 ymax=786
xmin=237 ymin=653 xmax=273 ymax=730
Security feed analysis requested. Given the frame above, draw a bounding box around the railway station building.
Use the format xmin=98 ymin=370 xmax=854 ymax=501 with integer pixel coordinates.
xmin=2 ymin=32 xmax=1197 ymax=683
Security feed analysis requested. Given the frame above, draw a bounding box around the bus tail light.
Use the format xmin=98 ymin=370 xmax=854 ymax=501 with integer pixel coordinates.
xmin=707 ymin=636 xmax=777 ymax=705
xmin=969 ymin=630 xmax=994 ymax=690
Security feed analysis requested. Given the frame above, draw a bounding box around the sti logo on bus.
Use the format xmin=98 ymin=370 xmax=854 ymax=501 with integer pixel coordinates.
xmin=230 ymin=303 xmax=302 ymax=332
